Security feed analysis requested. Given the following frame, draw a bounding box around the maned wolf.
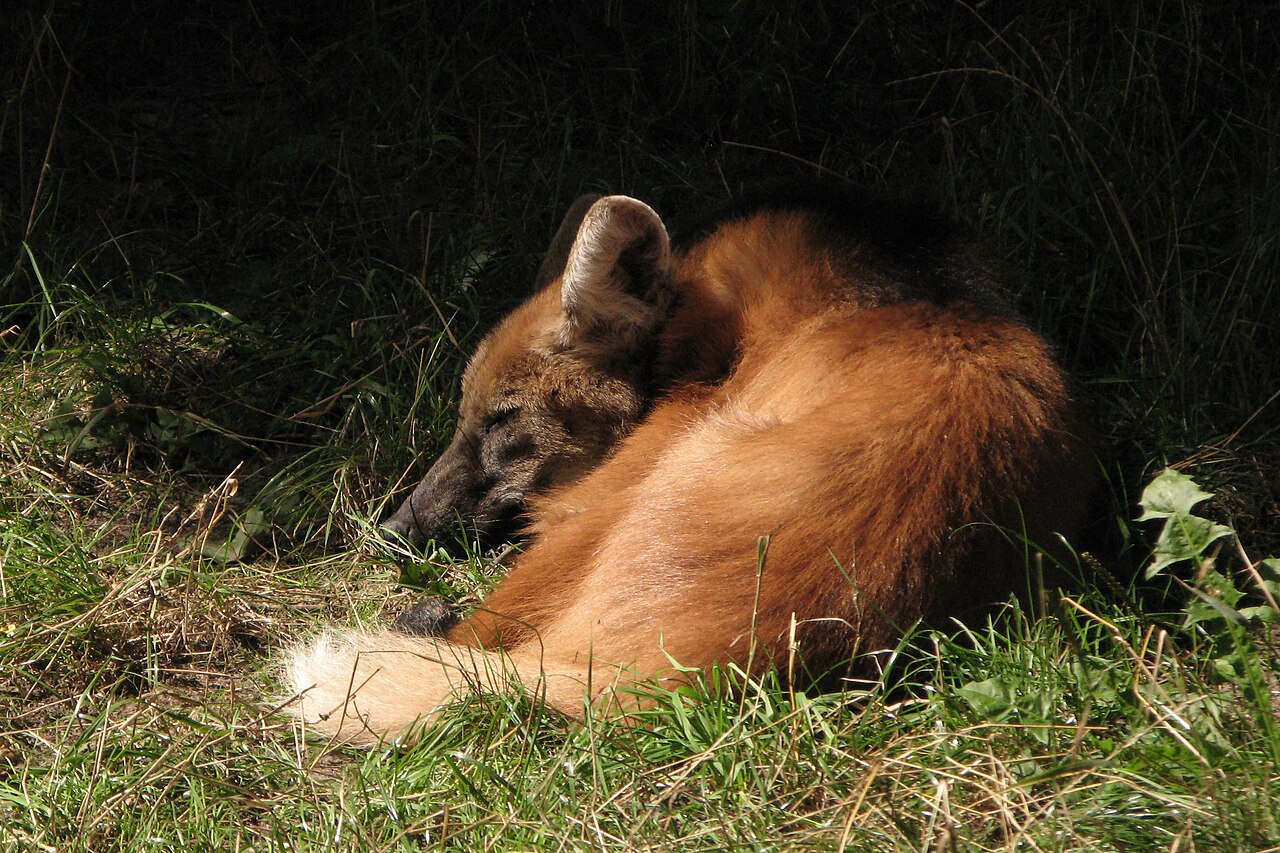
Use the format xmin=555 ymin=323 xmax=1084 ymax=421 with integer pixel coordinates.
xmin=289 ymin=189 xmax=1092 ymax=745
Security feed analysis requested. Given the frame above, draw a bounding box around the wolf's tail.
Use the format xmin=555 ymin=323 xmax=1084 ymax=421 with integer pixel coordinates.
xmin=285 ymin=631 xmax=598 ymax=746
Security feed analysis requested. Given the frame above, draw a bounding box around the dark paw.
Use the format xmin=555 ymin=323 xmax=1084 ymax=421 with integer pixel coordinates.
xmin=392 ymin=596 xmax=458 ymax=637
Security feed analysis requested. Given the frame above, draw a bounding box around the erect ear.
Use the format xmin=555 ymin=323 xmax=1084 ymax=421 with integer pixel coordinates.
xmin=557 ymin=195 xmax=674 ymax=352
xmin=535 ymin=193 xmax=603 ymax=289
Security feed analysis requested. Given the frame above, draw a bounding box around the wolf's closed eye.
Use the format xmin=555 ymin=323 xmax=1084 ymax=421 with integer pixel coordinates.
xmin=482 ymin=406 xmax=519 ymax=432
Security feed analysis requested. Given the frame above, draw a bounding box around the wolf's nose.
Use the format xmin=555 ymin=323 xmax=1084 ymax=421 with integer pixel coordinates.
xmin=379 ymin=517 xmax=413 ymax=546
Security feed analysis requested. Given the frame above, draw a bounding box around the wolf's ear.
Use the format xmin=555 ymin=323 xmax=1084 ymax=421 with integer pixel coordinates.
xmin=557 ymin=195 xmax=674 ymax=352
xmin=535 ymin=193 xmax=603 ymax=289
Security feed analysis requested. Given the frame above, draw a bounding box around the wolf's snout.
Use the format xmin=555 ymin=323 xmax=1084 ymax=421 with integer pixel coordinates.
xmin=379 ymin=513 xmax=419 ymax=547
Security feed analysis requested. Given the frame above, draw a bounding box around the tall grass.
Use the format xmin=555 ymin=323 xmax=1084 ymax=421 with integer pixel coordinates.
xmin=2 ymin=1 xmax=1277 ymax=849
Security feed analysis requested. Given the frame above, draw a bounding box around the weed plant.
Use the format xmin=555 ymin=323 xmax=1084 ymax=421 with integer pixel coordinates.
xmin=2 ymin=2 xmax=1277 ymax=850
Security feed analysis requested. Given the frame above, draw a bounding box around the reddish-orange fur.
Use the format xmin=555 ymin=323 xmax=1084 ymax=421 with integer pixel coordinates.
xmin=456 ymin=214 xmax=1080 ymax=665
xmin=288 ymin=201 xmax=1090 ymax=746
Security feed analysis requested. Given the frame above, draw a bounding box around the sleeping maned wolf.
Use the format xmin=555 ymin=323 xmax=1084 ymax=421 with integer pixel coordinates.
xmin=289 ymin=189 xmax=1091 ymax=745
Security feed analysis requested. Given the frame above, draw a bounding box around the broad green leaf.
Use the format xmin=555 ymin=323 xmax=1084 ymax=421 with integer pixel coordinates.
xmin=957 ymin=677 xmax=1016 ymax=720
xmin=1136 ymin=468 xmax=1215 ymax=522
xmin=1138 ymin=469 xmax=1235 ymax=578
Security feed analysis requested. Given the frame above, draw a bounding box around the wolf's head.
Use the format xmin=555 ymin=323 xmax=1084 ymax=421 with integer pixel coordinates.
xmin=381 ymin=195 xmax=676 ymax=549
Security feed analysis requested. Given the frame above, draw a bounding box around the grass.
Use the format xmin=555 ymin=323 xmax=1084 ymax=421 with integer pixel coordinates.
xmin=2 ymin=1 xmax=1278 ymax=849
